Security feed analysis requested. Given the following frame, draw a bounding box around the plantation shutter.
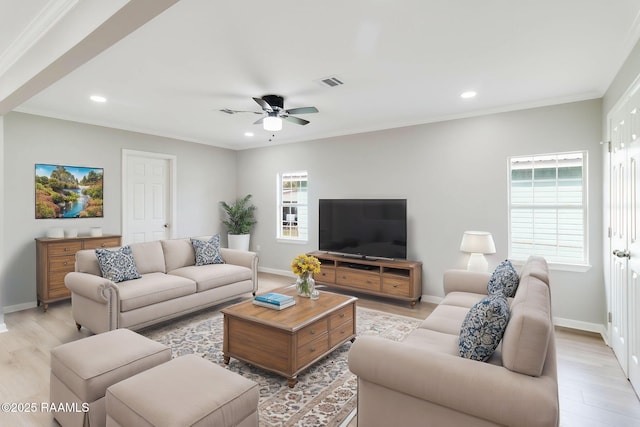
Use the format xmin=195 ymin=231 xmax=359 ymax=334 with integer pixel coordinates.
xmin=509 ymin=152 xmax=587 ymax=264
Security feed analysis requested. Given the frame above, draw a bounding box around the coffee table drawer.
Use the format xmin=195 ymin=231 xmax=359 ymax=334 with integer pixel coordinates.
xmin=298 ymin=318 xmax=329 ymax=348
xmin=330 ymin=305 xmax=353 ymax=328
xmin=297 ymin=334 xmax=329 ymax=368
xmin=329 ymin=319 xmax=354 ymax=347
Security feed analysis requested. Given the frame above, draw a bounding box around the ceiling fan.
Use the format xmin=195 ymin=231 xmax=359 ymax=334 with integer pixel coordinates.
xmin=220 ymin=95 xmax=318 ymax=131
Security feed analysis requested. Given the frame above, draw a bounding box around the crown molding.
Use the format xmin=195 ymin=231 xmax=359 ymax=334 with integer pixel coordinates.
xmin=0 ymin=0 xmax=79 ymax=75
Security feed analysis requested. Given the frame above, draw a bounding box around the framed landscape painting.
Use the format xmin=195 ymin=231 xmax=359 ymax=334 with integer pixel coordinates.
xmin=35 ymin=164 xmax=104 ymax=219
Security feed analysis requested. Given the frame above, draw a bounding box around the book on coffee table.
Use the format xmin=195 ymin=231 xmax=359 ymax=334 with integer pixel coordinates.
xmin=253 ymin=299 xmax=296 ymax=310
xmin=254 ymin=292 xmax=294 ymax=306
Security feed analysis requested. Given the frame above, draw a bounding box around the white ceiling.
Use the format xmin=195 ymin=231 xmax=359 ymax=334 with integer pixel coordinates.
xmin=3 ymin=0 xmax=640 ymax=150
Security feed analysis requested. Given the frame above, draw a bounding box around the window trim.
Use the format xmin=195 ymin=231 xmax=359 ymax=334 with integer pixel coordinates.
xmin=276 ymin=170 xmax=309 ymax=243
xmin=507 ymin=150 xmax=590 ymax=269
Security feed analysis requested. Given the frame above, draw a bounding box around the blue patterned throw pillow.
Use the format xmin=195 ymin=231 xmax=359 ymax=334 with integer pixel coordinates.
xmin=487 ymin=259 xmax=519 ymax=297
xmin=95 ymin=245 xmax=141 ymax=283
xmin=459 ymin=294 xmax=510 ymax=361
xmin=191 ymin=235 xmax=224 ymax=266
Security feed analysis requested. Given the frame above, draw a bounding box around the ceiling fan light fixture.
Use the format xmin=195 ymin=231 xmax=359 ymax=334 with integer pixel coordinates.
xmin=263 ymin=115 xmax=282 ymax=131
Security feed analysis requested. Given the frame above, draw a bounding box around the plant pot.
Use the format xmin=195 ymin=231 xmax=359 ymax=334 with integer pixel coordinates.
xmin=228 ymin=233 xmax=250 ymax=251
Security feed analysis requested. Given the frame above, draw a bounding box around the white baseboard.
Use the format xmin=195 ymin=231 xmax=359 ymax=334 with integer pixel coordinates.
xmin=421 ymin=295 xmax=443 ymax=304
xmin=0 ymin=323 xmax=7 ymax=333
xmin=553 ymin=317 xmax=608 ymax=340
xmin=3 ymin=301 xmax=37 ymax=314
xmin=258 ymin=266 xmax=295 ymax=278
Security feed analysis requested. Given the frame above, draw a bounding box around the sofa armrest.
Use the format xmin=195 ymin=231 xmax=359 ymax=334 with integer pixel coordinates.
xmin=443 ymin=269 xmax=491 ymax=295
xmin=65 ymin=272 xmax=118 ymax=304
xmin=220 ymin=248 xmax=259 ymax=293
xmin=349 ymin=336 xmax=558 ymax=427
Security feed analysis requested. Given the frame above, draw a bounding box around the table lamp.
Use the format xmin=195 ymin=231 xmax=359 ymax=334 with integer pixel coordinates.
xmin=460 ymin=231 xmax=496 ymax=272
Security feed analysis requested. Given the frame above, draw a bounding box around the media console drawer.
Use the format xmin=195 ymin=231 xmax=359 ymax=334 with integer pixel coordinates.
xmin=336 ymin=268 xmax=381 ymax=291
xmin=382 ymin=275 xmax=411 ymax=297
xmin=318 ymin=266 xmax=336 ymax=283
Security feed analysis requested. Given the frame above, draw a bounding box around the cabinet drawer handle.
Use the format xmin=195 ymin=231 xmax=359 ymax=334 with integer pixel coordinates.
xmin=393 ymin=284 xmax=399 ymax=288
xmin=310 ymin=347 xmax=316 ymax=353
xmin=310 ymin=329 xmax=315 ymax=335
xmin=101 ymin=243 xmax=107 ymax=247
xmin=340 ymin=329 xmax=345 ymax=334
xmin=339 ymin=313 xmax=345 ymax=318
xmin=342 ymin=275 xmax=347 ymax=279
xmin=64 ymin=247 xmax=69 ymax=251
xmin=63 ymin=261 xmax=68 ymax=266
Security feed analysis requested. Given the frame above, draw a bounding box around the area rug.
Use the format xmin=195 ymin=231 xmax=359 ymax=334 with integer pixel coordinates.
xmin=140 ymin=306 xmax=421 ymax=427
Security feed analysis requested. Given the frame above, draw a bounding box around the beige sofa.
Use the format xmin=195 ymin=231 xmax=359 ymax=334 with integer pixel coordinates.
xmin=348 ymin=256 xmax=558 ymax=427
xmin=65 ymin=237 xmax=258 ymax=334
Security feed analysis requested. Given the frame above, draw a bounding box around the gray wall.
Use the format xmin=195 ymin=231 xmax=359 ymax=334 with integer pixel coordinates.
xmin=0 ymin=116 xmax=5 ymax=330
xmin=237 ymin=99 xmax=605 ymax=328
xmin=2 ymin=112 xmax=237 ymax=309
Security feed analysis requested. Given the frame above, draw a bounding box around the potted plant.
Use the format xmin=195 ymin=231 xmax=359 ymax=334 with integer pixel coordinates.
xmin=220 ymin=194 xmax=257 ymax=251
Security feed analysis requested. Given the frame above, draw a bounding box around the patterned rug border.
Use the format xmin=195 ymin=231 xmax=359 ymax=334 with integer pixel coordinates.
xmin=140 ymin=304 xmax=422 ymax=426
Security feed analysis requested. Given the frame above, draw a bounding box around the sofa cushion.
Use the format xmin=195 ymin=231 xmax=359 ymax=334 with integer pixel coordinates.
xmin=487 ymin=259 xmax=519 ymax=297
xmin=402 ymin=328 xmax=460 ymax=355
xmin=440 ymin=291 xmax=486 ymax=309
xmin=117 ymin=272 xmax=196 ymax=312
xmin=161 ymin=238 xmax=196 ymax=272
xmin=458 ymin=294 xmax=510 ymax=361
xmin=168 ymin=264 xmax=251 ymax=292
xmin=129 ymin=241 xmax=166 ymax=274
xmin=95 ymin=246 xmax=141 ymax=283
xmin=191 ymin=235 xmax=224 ymax=266
xmin=418 ymin=304 xmax=470 ymax=335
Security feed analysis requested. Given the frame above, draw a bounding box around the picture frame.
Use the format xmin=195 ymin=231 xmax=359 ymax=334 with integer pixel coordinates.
xmin=35 ymin=163 xmax=104 ymax=219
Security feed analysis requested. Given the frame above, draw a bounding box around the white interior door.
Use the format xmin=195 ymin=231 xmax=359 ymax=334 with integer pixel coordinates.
xmin=627 ymin=86 xmax=640 ymax=394
xmin=610 ymin=111 xmax=629 ymax=376
xmin=122 ymin=150 xmax=176 ymax=244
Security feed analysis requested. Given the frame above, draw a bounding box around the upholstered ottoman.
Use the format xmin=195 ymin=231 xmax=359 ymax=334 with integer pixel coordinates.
xmin=50 ymin=329 xmax=171 ymax=427
xmin=105 ymin=354 xmax=259 ymax=427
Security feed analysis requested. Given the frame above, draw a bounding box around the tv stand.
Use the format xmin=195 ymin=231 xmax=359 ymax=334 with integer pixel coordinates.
xmin=309 ymin=251 xmax=422 ymax=308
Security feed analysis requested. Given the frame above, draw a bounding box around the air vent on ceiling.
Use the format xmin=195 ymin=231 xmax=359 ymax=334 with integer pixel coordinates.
xmin=319 ymin=76 xmax=344 ymax=87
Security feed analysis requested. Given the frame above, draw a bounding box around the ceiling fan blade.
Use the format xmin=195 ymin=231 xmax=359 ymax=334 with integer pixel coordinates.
xmin=284 ymin=106 xmax=318 ymax=115
xmin=282 ymin=115 xmax=310 ymax=126
xmin=220 ymin=108 xmax=263 ymax=115
xmin=253 ymin=117 xmax=264 ymax=125
xmin=253 ymin=97 xmax=273 ymax=112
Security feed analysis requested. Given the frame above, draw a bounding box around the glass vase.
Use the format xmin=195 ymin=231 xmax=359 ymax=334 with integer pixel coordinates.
xmin=296 ymin=273 xmax=315 ymax=297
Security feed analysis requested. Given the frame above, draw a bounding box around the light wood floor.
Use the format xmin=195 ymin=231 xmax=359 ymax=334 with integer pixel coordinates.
xmin=1 ymin=272 xmax=639 ymax=426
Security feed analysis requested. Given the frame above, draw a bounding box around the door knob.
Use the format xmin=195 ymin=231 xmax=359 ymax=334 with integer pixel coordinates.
xmin=613 ymin=249 xmax=631 ymax=258
xmin=164 ymin=224 xmax=169 ymax=228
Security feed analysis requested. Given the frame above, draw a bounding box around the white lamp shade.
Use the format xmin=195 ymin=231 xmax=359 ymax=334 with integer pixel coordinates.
xmin=460 ymin=231 xmax=496 ymax=254
xmin=263 ymin=116 xmax=282 ymax=131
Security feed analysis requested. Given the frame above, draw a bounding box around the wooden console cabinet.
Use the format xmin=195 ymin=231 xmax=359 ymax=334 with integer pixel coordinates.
xmin=35 ymin=235 xmax=121 ymax=311
xmin=309 ymin=251 xmax=423 ymax=307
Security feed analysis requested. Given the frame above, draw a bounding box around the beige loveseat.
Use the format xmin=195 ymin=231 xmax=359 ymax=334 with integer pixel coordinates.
xmin=348 ymin=256 xmax=558 ymax=427
xmin=65 ymin=237 xmax=258 ymax=334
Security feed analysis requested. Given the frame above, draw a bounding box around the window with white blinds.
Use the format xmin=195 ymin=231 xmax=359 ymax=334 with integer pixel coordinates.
xmin=508 ymin=151 xmax=587 ymax=265
xmin=277 ymin=171 xmax=308 ymax=241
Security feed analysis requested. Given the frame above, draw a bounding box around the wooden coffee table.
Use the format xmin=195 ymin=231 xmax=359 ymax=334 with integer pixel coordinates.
xmin=222 ymin=286 xmax=357 ymax=387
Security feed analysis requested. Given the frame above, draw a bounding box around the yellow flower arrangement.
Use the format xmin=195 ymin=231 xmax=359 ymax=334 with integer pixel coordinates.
xmin=291 ymin=254 xmax=321 ymax=276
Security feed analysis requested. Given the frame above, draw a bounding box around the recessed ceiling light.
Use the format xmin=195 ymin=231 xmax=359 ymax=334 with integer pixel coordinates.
xmin=244 ymin=132 xmax=254 ymax=137
xmin=90 ymin=95 xmax=107 ymax=103
xmin=460 ymin=91 xmax=477 ymax=99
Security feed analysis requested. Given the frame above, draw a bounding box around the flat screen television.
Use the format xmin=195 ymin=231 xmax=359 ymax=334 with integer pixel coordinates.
xmin=319 ymin=199 xmax=407 ymax=260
